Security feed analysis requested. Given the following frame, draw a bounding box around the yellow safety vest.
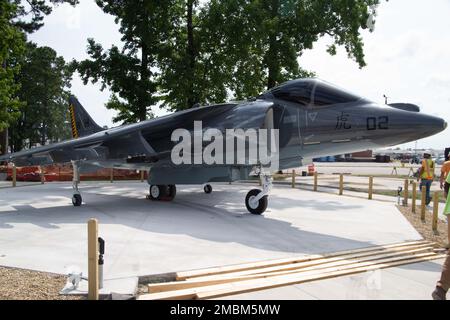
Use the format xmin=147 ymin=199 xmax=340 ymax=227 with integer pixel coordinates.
xmin=446 ymin=171 xmax=450 ymax=184
xmin=421 ymin=159 xmax=435 ymax=180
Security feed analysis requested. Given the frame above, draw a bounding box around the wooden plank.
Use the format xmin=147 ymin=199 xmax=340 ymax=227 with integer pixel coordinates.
xmin=195 ymin=254 xmax=445 ymax=300
xmin=148 ymin=246 xmax=433 ymax=293
xmin=175 ymin=240 xmax=430 ymax=280
xmin=140 ymin=253 xmax=444 ymax=300
xmin=88 ymin=219 xmax=99 ymax=301
xmin=412 ymin=182 xmax=417 ymax=214
xmin=189 ymin=244 xmax=434 ymax=281
xmin=185 ymin=243 xmax=433 ymax=281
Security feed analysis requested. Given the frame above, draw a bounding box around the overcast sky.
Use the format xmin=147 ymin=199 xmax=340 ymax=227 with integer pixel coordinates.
xmin=29 ymin=0 xmax=450 ymax=150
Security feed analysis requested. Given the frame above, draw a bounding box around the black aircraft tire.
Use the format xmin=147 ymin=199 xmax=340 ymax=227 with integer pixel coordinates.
xmin=72 ymin=194 xmax=82 ymax=207
xmin=204 ymin=184 xmax=213 ymax=194
xmin=165 ymin=185 xmax=177 ymax=201
xmin=245 ymin=189 xmax=268 ymax=215
xmin=149 ymin=185 xmax=168 ymax=201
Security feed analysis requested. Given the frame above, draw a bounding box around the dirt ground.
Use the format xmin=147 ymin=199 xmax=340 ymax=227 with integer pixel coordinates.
xmin=397 ymin=205 xmax=449 ymax=249
xmin=0 ymin=267 xmax=83 ymax=300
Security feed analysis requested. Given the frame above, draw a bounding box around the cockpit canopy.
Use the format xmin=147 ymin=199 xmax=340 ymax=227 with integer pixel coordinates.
xmin=260 ymin=78 xmax=363 ymax=107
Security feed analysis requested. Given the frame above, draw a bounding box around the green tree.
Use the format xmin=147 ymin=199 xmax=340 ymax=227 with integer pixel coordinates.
xmin=9 ymin=43 xmax=73 ymax=152
xmin=75 ymin=0 xmax=383 ymax=117
xmin=73 ymin=0 xmax=179 ymax=124
xmin=203 ymin=0 xmax=380 ymax=99
xmin=158 ymin=0 xmax=230 ymax=111
xmin=0 ymin=1 xmax=25 ymax=132
xmin=11 ymin=0 xmax=79 ymax=33
xmin=0 ymin=0 xmax=78 ymax=154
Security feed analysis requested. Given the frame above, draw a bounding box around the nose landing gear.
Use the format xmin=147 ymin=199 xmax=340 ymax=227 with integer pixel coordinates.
xmin=245 ymin=175 xmax=272 ymax=215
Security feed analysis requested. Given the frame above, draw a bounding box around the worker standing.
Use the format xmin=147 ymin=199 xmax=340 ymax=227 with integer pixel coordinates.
xmin=417 ymin=153 xmax=435 ymax=205
xmin=440 ymin=155 xmax=450 ymax=198
xmin=432 ymin=181 xmax=450 ymax=300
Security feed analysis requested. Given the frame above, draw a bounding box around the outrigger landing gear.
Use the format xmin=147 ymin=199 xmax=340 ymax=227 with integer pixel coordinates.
xmin=71 ymin=161 xmax=82 ymax=207
xmin=149 ymin=185 xmax=177 ymax=201
xmin=245 ymin=174 xmax=272 ymax=215
xmin=203 ymin=184 xmax=213 ymax=194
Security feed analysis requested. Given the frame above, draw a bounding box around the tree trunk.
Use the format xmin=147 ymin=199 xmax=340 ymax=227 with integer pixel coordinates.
xmin=186 ymin=0 xmax=196 ymax=109
xmin=266 ymin=0 xmax=280 ymax=90
xmin=140 ymin=42 xmax=150 ymax=122
xmin=0 ymin=129 xmax=8 ymax=155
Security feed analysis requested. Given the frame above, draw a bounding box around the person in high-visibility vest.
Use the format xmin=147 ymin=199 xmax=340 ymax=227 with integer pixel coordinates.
xmin=417 ymin=153 xmax=435 ymax=205
xmin=440 ymin=154 xmax=450 ymax=198
xmin=444 ymin=171 xmax=450 ymax=247
xmin=432 ymin=173 xmax=450 ymax=300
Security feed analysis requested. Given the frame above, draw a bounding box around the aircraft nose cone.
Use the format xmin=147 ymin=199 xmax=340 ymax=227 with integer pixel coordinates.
xmin=430 ymin=117 xmax=448 ymax=133
xmin=377 ymin=111 xmax=447 ymax=147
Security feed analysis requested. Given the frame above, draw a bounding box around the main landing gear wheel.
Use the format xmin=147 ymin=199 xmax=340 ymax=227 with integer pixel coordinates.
xmin=245 ymin=189 xmax=268 ymax=215
xmin=149 ymin=185 xmax=177 ymax=201
xmin=72 ymin=194 xmax=82 ymax=207
xmin=166 ymin=185 xmax=177 ymax=201
xmin=204 ymin=184 xmax=213 ymax=194
xmin=149 ymin=185 xmax=165 ymax=201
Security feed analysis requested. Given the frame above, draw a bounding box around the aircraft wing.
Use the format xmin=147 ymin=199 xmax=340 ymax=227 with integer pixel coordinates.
xmin=0 ymin=100 xmax=275 ymax=168
xmin=0 ymin=126 xmax=157 ymax=167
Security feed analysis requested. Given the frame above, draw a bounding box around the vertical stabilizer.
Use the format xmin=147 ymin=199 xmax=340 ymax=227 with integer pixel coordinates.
xmin=68 ymin=96 xmax=103 ymax=138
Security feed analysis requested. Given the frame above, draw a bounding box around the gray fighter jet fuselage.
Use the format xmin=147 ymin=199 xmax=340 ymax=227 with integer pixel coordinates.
xmin=1 ymin=78 xmax=447 ymax=214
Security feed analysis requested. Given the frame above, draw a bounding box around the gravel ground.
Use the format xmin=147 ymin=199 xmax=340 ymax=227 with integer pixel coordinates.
xmin=0 ymin=267 xmax=84 ymax=300
xmin=397 ymin=205 xmax=449 ymax=249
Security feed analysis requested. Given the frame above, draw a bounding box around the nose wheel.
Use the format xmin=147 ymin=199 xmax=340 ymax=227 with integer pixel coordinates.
xmin=245 ymin=174 xmax=272 ymax=215
xmin=245 ymin=189 xmax=268 ymax=215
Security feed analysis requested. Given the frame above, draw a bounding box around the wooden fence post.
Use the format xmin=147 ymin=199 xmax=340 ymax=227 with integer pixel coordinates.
xmin=12 ymin=165 xmax=17 ymax=188
xmin=291 ymin=170 xmax=296 ymax=189
xmin=421 ymin=186 xmax=427 ymax=221
xmin=140 ymin=170 xmax=145 ymax=182
xmin=368 ymin=176 xmax=373 ymax=200
xmin=339 ymin=174 xmax=344 ymax=196
xmin=88 ymin=219 xmax=99 ymax=301
xmin=110 ymin=168 xmax=114 ymax=183
xmin=432 ymin=192 xmax=440 ymax=232
xmin=314 ymin=172 xmax=318 ymax=192
xmin=403 ymin=179 xmax=409 ymax=206
xmin=411 ymin=182 xmax=417 ymax=214
xmin=40 ymin=166 xmax=45 ymax=185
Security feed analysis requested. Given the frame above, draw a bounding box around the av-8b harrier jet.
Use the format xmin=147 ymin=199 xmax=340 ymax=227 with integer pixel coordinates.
xmin=0 ymin=78 xmax=447 ymax=214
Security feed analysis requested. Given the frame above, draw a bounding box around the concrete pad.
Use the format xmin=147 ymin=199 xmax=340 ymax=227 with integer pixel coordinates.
xmin=0 ymin=182 xmax=421 ymax=283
